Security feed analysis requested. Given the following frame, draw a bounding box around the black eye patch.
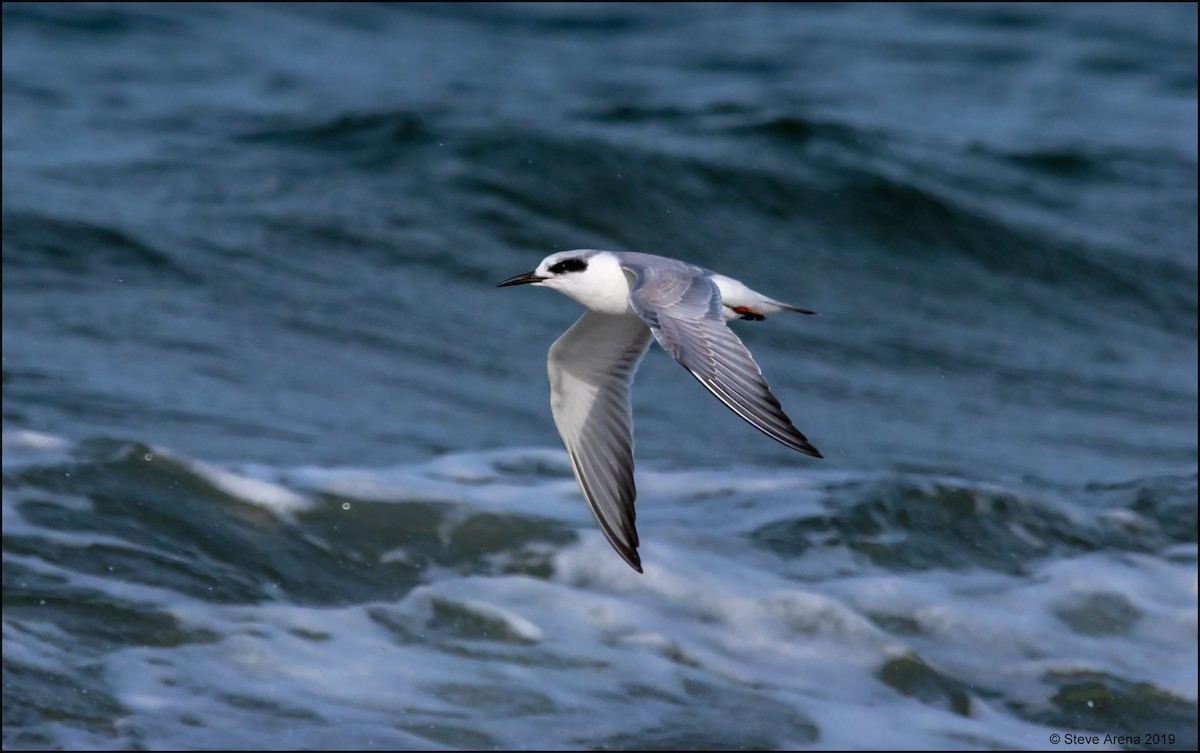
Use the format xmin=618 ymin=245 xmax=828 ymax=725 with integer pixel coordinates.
xmin=548 ymin=257 xmax=588 ymax=275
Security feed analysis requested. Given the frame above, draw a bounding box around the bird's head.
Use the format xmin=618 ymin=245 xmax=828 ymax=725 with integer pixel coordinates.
xmin=496 ymin=250 xmax=596 ymax=290
xmin=498 ymin=250 xmax=636 ymax=316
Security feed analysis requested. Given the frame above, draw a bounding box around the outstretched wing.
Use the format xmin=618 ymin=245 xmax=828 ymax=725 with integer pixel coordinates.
xmin=623 ymin=260 xmax=823 ymax=458
xmin=547 ymin=311 xmax=654 ymax=572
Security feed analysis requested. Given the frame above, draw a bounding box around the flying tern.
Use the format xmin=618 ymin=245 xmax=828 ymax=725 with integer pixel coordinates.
xmin=498 ymin=250 xmax=822 ymax=572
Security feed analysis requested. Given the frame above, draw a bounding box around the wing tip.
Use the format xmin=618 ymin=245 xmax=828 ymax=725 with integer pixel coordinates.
xmin=618 ymin=544 xmax=644 ymax=573
xmin=789 ymin=435 xmax=824 ymax=459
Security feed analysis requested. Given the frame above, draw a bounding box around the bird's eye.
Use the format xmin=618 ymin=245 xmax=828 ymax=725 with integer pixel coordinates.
xmin=548 ymin=257 xmax=588 ymax=275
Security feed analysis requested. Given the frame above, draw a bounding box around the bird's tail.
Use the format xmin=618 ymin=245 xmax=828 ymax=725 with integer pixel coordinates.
xmin=774 ymin=300 xmax=816 ymax=316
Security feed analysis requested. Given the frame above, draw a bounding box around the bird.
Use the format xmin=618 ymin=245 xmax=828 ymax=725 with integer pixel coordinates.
xmin=497 ymin=250 xmax=822 ymax=573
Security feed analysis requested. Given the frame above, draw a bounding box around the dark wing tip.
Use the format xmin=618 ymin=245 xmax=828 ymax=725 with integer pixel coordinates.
xmin=615 ymin=542 xmax=643 ymax=573
xmin=784 ymin=424 xmax=823 ymax=458
xmin=782 ymin=431 xmax=823 ymax=458
xmin=592 ymin=505 xmax=643 ymax=573
xmin=575 ymin=465 xmax=644 ymax=573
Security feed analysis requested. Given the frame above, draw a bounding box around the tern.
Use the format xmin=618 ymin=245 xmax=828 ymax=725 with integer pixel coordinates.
xmin=498 ymin=250 xmax=822 ymax=572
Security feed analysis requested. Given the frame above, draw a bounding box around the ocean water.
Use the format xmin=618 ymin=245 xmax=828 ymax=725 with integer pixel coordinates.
xmin=2 ymin=3 xmax=1196 ymax=750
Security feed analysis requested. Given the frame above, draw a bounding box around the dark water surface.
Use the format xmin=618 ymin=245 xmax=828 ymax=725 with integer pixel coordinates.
xmin=4 ymin=3 xmax=1196 ymax=750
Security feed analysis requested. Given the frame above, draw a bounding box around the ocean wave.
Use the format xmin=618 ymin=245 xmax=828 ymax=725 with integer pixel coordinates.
xmin=3 ymin=438 xmax=576 ymax=606
xmin=751 ymin=475 xmax=1198 ymax=575
xmin=4 ymin=433 xmax=1195 ymax=749
xmin=2 ymin=210 xmax=201 ymax=286
xmin=239 ymin=109 xmax=435 ymax=166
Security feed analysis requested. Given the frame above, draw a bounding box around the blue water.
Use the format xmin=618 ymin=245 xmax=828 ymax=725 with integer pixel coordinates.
xmin=3 ymin=3 xmax=1196 ymax=750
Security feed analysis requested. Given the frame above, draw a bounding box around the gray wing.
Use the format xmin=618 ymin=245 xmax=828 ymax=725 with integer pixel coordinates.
xmin=623 ymin=260 xmax=823 ymax=459
xmin=548 ymin=311 xmax=654 ymax=573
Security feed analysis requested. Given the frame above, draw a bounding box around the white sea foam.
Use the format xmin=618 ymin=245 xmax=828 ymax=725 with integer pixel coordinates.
xmin=3 ymin=433 xmax=1195 ymax=749
xmin=176 ymin=455 xmax=312 ymax=515
xmin=1 ymin=428 xmax=72 ymax=468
